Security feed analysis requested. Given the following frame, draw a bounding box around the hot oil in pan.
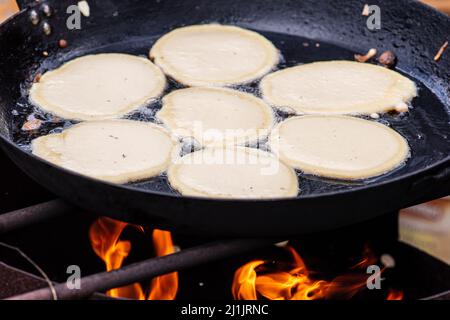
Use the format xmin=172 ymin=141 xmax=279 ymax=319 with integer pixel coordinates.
xmin=10 ymin=31 xmax=450 ymax=197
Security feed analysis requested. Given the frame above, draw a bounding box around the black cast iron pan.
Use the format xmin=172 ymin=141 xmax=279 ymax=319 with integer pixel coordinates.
xmin=0 ymin=0 xmax=449 ymax=237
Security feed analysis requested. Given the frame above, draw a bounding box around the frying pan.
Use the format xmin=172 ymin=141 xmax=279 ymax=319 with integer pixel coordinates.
xmin=0 ymin=0 xmax=449 ymax=237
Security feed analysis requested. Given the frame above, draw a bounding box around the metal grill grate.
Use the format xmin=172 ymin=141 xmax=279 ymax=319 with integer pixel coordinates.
xmin=0 ymin=200 xmax=272 ymax=300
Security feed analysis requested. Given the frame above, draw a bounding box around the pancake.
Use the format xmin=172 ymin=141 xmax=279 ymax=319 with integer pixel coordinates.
xmin=32 ymin=120 xmax=175 ymax=184
xmin=30 ymin=53 xmax=166 ymax=121
xmin=168 ymin=147 xmax=299 ymax=199
xmin=269 ymin=116 xmax=410 ymax=180
xmin=157 ymin=87 xmax=274 ymax=146
xmin=150 ymin=24 xmax=279 ymax=86
xmin=260 ymin=60 xmax=417 ymax=115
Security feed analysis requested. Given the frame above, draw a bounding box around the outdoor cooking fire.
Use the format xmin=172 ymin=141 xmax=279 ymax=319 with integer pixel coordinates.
xmin=89 ymin=217 xmax=178 ymax=300
xmin=232 ymin=245 xmax=403 ymax=300
xmin=387 ymin=289 xmax=405 ymax=300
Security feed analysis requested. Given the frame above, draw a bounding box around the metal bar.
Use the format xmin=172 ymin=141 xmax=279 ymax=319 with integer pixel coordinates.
xmin=0 ymin=200 xmax=73 ymax=234
xmin=422 ymin=289 xmax=450 ymax=300
xmin=7 ymin=239 xmax=274 ymax=300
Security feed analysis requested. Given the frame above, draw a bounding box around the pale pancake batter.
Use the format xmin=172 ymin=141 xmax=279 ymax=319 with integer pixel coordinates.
xmin=30 ymin=53 xmax=166 ymax=121
xmin=32 ymin=120 xmax=175 ymax=184
xmin=150 ymin=24 xmax=279 ymax=86
xmin=269 ymin=115 xmax=410 ymax=180
xmin=157 ymin=87 xmax=274 ymax=146
xmin=168 ymin=147 xmax=299 ymax=199
xmin=260 ymin=61 xmax=417 ymax=115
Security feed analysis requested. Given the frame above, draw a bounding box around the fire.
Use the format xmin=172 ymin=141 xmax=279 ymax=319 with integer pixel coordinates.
xmin=148 ymin=230 xmax=179 ymax=300
xmin=387 ymin=289 xmax=404 ymax=300
xmin=89 ymin=217 xmax=178 ymax=300
xmin=233 ymin=246 xmax=402 ymax=300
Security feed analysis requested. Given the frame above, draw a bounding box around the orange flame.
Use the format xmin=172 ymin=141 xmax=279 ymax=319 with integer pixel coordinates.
xmin=387 ymin=289 xmax=404 ymax=300
xmin=148 ymin=230 xmax=179 ymax=300
xmin=233 ymin=246 xmax=398 ymax=300
xmin=89 ymin=217 xmax=178 ymax=300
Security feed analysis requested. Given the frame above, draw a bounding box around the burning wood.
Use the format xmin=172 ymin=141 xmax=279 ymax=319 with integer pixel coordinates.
xmin=89 ymin=217 xmax=178 ymax=300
